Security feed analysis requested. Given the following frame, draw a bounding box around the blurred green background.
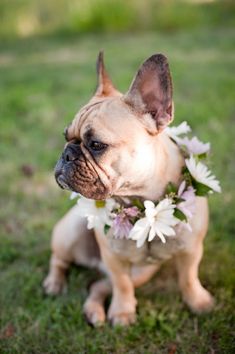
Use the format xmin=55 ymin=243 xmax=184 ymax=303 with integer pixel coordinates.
xmin=0 ymin=1 xmax=235 ymax=353
xmin=0 ymin=0 xmax=235 ymax=38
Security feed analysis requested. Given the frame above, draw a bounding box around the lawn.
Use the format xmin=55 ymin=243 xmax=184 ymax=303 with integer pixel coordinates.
xmin=0 ymin=27 xmax=235 ymax=353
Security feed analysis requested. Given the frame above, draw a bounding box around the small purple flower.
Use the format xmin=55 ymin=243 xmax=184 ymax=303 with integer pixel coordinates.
xmin=123 ymin=207 xmax=139 ymax=217
xmin=113 ymin=207 xmax=139 ymax=239
xmin=177 ymin=181 xmax=196 ymax=219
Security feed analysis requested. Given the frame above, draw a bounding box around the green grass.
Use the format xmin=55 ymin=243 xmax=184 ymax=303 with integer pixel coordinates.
xmin=0 ymin=27 xmax=235 ymax=353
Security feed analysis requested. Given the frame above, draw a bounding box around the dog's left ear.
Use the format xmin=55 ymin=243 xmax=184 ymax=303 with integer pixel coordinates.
xmin=124 ymin=54 xmax=173 ymax=132
xmin=95 ymin=51 xmax=120 ymax=97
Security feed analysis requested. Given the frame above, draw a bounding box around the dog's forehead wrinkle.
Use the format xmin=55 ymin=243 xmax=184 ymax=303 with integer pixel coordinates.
xmin=71 ymin=95 xmax=154 ymax=147
xmin=71 ymin=100 xmax=105 ymax=138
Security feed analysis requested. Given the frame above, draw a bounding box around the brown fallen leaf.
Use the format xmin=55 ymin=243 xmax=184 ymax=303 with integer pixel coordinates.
xmin=0 ymin=323 xmax=15 ymax=339
xmin=168 ymin=343 xmax=177 ymax=354
xmin=20 ymin=164 xmax=35 ymax=177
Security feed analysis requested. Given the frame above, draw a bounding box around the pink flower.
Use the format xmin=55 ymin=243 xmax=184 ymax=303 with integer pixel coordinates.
xmin=113 ymin=207 xmax=139 ymax=239
xmin=179 ymin=136 xmax=210 ymax=155
xmin=177 ymin=181 xmax=196 ymax=220
xmin=124 ymin=207 xmax=139 ymax=217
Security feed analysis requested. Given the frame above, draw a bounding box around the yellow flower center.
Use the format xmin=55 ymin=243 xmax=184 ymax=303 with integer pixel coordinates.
xmin=95 ymin=200 xmax=106 ymax=208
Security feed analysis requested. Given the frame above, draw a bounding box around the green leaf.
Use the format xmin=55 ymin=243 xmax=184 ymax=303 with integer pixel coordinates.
xmin=197 ymin=152 xmax=208 ymax=160
xmin=182 ymin=168 xmax=193 ymax=186
xmin=132 ymin=198 xmax=144 ymax=211
xmin=174 ymin=208 xmax=187 ymax=221
xmin=182 ymin=166 xmax=189 ymax=174
xmin=165 ymin=182 xmax=177 ymax=194
xmin=192 ymin=180 xmax=211 ymax=196
xmin=104 ymin=224 xmax=111 ymax=234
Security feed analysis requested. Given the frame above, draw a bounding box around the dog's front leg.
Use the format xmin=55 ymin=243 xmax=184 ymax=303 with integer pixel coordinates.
xmin=107 ymin=263 xmax=137 ymax=326
xmin=176 ymin=242 xmax=214 ymax=313
xmin=95 ymin=230 xmax=137 ymax=326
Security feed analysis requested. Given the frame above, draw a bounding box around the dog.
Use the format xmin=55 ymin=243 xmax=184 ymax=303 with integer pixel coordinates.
xmin=43 ymin=52 xmax=214 ymax=326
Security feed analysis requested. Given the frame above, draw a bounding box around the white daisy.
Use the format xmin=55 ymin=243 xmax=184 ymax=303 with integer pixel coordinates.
xmin=129 ymin=198 xmax=179 ymax=248
xmin=185 ymin=155 xmax=221 ymax=193
xmin=179 ymin=136 xmax=210 ymax=155
xmin=165 ymin=121 xmax=191 ymax=143
xmin=76 ymin=197 xmax=116 ymax=230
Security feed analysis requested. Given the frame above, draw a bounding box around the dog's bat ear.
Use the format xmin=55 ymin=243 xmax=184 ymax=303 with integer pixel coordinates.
xmin=124 ymin=54 xmax=173 ymax=132
xmin=95 ymin=51 xmax=120 ymax=97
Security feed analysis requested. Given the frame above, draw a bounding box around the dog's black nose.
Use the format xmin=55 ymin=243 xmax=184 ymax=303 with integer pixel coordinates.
xmin=64 ymin=149 xmax=76 ymax=162
xmin=63 ymin=143 xmax=81 ymax=162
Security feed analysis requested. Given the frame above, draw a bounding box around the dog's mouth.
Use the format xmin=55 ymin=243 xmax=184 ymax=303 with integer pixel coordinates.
xmin=56 ymin=173 xmax=71 ymax=190
xmin=54 ymin=157 xmax=73 ymax=191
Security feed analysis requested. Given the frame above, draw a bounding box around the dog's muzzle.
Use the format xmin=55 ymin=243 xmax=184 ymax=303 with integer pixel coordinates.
xmin=54 ymin=143 xmax=108 ymax=199
xmin=54 ymin=143 xmax=82 ymax=190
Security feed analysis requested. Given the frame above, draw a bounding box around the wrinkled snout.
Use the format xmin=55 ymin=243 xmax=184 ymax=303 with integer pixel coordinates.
xmin=54 ymin=143 xmax=109 ymax=199
xmin=54 ymin=143 xmax=82 ymax=190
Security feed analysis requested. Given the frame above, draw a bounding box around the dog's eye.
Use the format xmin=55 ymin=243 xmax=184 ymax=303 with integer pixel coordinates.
xmin=89 ymin=141 xmax=107 ymax=152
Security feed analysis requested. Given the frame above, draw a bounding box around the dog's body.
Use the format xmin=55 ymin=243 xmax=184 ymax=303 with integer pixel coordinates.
xmin=44 ymin=53 xmax=214 ymax=326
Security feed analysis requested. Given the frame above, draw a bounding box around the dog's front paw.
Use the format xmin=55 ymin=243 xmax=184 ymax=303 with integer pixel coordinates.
xmin=184 ymin=286 xmax=214 ymax=314
xmin=108 ymin=297 xmax=137 ymax=326
xmin=108 ymin=312 xmax=136 ymax=326
xmin=83 ymin=300 xmax=106 ymax=327
xmin=43 ymin=273 xmax=67 ymax=295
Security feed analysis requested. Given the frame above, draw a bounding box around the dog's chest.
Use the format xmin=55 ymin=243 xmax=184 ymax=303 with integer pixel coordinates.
xmin=108 ymin=232 xmax=188 ymax=265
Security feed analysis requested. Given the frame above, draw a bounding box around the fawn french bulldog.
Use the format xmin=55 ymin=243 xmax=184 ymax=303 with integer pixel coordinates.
xmin=43 ymin=53 xmax=214 ymax=326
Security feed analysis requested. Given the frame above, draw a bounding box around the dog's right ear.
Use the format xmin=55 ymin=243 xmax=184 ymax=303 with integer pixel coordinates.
xmin=95 ymin=51 xmax=120 ymax=97
xmin=124 ymin=54 xmax=173 ymax=133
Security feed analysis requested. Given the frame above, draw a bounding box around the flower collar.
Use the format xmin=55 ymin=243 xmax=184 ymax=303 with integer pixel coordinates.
xmin=71 ymin=121 xmax=221 ymax=248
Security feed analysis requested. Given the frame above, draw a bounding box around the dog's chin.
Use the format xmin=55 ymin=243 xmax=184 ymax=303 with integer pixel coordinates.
xmin=72 ymin=186 xmax=110 ymax=200
xmin=56 ymin=174 xmax=110 ymax=200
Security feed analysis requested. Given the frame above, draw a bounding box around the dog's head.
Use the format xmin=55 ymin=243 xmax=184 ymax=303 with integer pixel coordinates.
xmin=55 ymin=52 xmax=173 ymax=200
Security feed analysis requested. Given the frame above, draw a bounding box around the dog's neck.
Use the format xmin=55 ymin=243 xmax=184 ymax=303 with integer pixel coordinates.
xmin=115 ymin=132 xmax=184 ymax=202
xmin=146 ymin=132 xmax=184 ymax=200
